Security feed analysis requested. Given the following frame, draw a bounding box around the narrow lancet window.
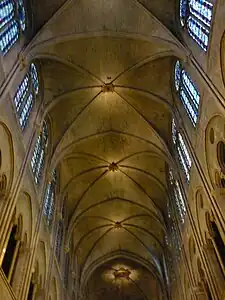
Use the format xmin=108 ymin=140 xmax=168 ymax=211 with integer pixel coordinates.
xmin=13 ymin=63 xmax=39 ymax=129
xmin=174 ymin=61 xmax=200 ymax=126
xmin=168 ymin=169 xmax=187 ymax=224
xmin=55 ymin=221 xmax=63 ymax=261
xmin=31 ymin=121 xmax=48 ymax=184
xmin=172 ymin=120 xmax=192 ymax=182
xmin=43 ymin=169 xmax=57 ymax=227
xmin=179 ymin=0 xmax=213 ymax=51
xmin=0 ymin=0 xmax=26 ymax=55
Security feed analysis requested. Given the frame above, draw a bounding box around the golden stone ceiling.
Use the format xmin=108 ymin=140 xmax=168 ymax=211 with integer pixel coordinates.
xmin=28 ymin=0 xmax=184 ymax=298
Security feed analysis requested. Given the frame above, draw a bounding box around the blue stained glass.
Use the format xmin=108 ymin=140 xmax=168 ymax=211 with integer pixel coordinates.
xmin=188 ymin=17 xmax=209 ymax=51
xmin=0 ymin=20 xmax=19 ymax=55
xmin=0 ymin=0 xmax=26 ymax=55
xmin=0 ymin=0 xmax=14 ymax=29
xmin=30 ymin=63 xmax=39 ymax=94
xmin=44 ymin=169 xmax=57 ymax=227
xmin=175 ymin=61 xmax=181 ymax=91
xmin=189 ymin=0 xmax=212 ymax=26
xmin=14 ymin=75 xmax=29 ymax=110
xmin=172 ymin=119 xmax=192 ymax=182
xmin=174 ymin=180 xmax=186 ymax=223
xmin=13 ymin=63 xmax=39 ymax=130
xmin=18 ymin=0 xmax=26 ymax=31
xmin=177 ymin=132 xmax=192 ymax=182
xmin=180 ymin=0 xmax=188 ymax=26
xmin=174 ymin=61 xmax=200 ymax=126
xmin=55 ymin=221 xmax=63 ymax=260
xmin=19 ymin=92 xmax=33 ymax=129
xmin=179 ymin=0 xmax=213 ymax=51
xmin=31 ymin=121 xmax=48 ymax=184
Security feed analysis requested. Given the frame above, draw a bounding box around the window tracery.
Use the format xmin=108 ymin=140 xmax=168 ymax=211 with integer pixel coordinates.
xmin=179 ymin=0 xmax=213 ymax=51
xmin=172 ymin=120 xmax=192 ymax=182
xmin=55 ymin=220 xmax=63 ymax=261
xmin=174 ymin=61 xmax=200 ymax=126
xmin=168 ymin=169 xmax=187 ymax=223
xmin=14 ymin=63 xmax=39 ymax=129
xmin=0 ymin=0 xmax=26 ymax=55
xmin=31 ymin=121 xmax=48 ymax=184
xmin=43 ymin=169 xmax=57 ymax=227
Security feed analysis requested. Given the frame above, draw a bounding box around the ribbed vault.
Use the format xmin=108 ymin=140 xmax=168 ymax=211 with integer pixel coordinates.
xmin=29 ymin=0 xmax=183 ymax=299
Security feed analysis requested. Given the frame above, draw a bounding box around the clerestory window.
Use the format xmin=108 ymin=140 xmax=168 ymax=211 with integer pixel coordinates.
xmin=43 ymin=169 xmax=57 ymax=227
xmin=31 ymin=121 xmax=48 ymax=184
xmin=174 ymin=61 xmax=200 ymax=126
xmin=179 ymin=0 xmax=214 ymax=51
xmin=55 ymin=221 xmax=63 ymax=261
xmin=13 ymin=63 xmax=39 ymax=129
xmin=168 ymin=169 xmax=186 ymax=223
xmin=0 ymin=0 xmax=26 ymax=55
xmin=172 ymin=119 xmax=192 ymax=182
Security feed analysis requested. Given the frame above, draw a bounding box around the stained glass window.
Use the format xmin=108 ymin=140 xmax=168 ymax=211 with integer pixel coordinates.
xmin=171 ymin=222 xmax=181 ymax=261
xmin=168 ymin=169 xmax=187 ymax=223
xmin=0 ymin=0 xmax=26 ymax=55
xmin=55 ymin=221 xmax=63 ymax=261
xmin=172 ymin=119 xmax=192 ymax=182
xmin=13 ymin=63 xmax=39 ymax=129
xmin=31 ymin=121 xmax=48 ymax=184
xmin=174 ymin=181 xmax=186 ymax=223
xmin=43 ymin=169 xmax=57 ymax=227
xmin=179 ymin=0 xmax=213 ymax=51
xmin=174 ymin=61 xmax=200 ymax=126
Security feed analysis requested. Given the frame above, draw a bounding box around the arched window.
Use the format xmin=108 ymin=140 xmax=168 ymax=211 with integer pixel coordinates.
xmin=0 ymin=0 xmax=26 ymax=55
xmin=172 ymin=119 xmax=192 ymax=182
xmin=180 ymin=0 xmax=214 ymax=51
xmin=43 ymin=169 xmax=57 ymax=227
xmin=171 ymin=222 xmax=181 ymax=262
xmin=14 ymin=63 xmax=39 ymax=129
xmin=168 ymin=169 xmax=187 ymax=223
xmin=55 ymin=220 xmax=63 ymax=262
xmin=31 ymin=121 xmax=48 ymax=184
xmin=174 ymin=61 xmax=200 ymax=126
xmin=174 ymin=180 xmax=186 ymax=223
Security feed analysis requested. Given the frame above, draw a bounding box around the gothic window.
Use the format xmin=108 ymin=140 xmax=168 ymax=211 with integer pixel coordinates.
xmin=0 ymin=0 xmax=26 ymax=55
xmin=55 ymin=220 xmax=63 ymax=262
xmin=13 ymin=63 xmax=39 ymax=129
xmin=174 ymin=61 xmax=200 ymax=126
xmin=168 ymin=169 xmax=187 ymax=223
xmin=172 ymin=120 xmax=192 ymax=182
xmin=31 ymin=121 xmax=48 ymax=184
xmin=171 ymin=222 xmax=181 ymax=262
xmin=179 ymin=0 xmax=214 ymax=51
xmin=174 ymin=181 xmax=186 ymax=223
xmin=43 ymin=169 xmax=57 ymax=227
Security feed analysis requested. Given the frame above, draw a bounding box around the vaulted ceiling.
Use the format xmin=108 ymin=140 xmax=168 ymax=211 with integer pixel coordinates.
xmin=28 ymin=1 xmax=184 ymax=299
